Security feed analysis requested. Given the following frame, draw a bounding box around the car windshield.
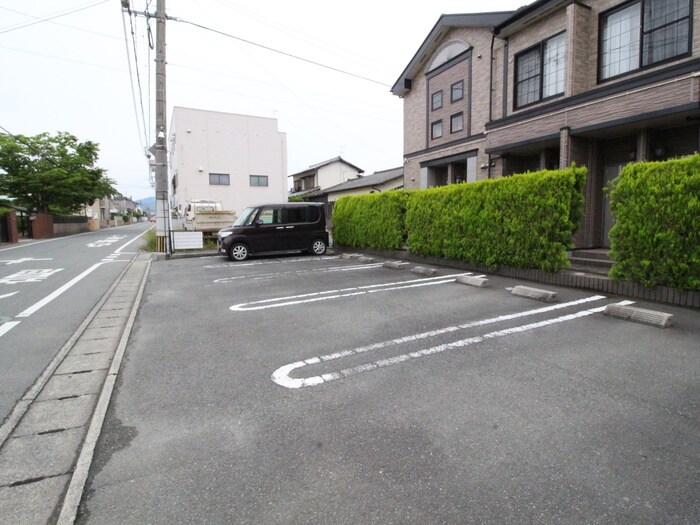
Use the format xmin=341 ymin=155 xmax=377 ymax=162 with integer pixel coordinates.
xmin=233 ymin=207 xmax=257 ymax=226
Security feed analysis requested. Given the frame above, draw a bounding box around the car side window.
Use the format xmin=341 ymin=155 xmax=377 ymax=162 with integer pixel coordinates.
xmin=257 ymin=208 xmax=280 ymax=225
xmin=307 ymin=206 xmax=320 ymax=223
xmin=282 ymin=207 xmax=306 ymax=224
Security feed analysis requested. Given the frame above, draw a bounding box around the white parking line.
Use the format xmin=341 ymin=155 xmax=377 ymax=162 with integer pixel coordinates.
xmin=230 ymin=273 xmax=470 ymax=312
xmin=214 ymin=263 xmax=385 ymax=283
xmin=271 ymin=298 xmax=634 ymax=389
xmin=205 ymin=256 xmax=338 ymax=269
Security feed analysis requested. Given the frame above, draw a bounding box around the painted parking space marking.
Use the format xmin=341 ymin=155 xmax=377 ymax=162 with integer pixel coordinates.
xmin=230 ymin=273 xmax=470 ymax=312
xmin=272 ymin=298 xmax=635 ymax=389
xmin=0 ymin=269 xmax=64 ymax=284
xmin=215 ymin=263 xmax=385 ymax=283
xmin=205 ymin=256 xmax=338 ymax=269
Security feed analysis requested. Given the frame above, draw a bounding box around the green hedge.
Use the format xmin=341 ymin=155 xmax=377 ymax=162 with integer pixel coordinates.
xmin=405 ymin=166 xmax=586 ymax=271
xmin=333 ymin=191 xmax=409 ymax=249
xmin=608 ymin=155 xmax=700 ymax=290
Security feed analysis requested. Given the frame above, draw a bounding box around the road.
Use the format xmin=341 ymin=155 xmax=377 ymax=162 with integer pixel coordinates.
xmin=0 ymin=223 xmax=152 ymax=425
xmin=79 ymin=253 xmax=700 ymax=524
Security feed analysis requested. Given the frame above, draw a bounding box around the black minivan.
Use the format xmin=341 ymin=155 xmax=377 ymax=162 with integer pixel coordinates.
xmin=217 ymin=202 xmax=329 ymax=261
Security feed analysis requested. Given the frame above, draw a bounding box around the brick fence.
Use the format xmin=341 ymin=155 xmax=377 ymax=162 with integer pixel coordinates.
xmin=343 ymin=246 xmax=700 ymax=309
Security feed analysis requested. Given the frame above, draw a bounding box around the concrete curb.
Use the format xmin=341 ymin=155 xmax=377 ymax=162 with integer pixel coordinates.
xmin=341 ymin=247 xmax=700 ymax=309
xmin=0 ymin=254 xmax=152 ymax=525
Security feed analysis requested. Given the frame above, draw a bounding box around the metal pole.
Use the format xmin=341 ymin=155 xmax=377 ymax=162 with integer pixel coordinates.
xmin=155 ymin=0 xmax=170 ymax=255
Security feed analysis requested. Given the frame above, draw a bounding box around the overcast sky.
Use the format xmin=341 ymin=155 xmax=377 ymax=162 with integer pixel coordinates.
xmin=0 ymin=0 xmax=525 ymax=201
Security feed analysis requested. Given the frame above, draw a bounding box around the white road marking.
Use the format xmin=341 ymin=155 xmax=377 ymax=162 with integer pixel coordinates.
xmin=214 ymin=263 xmax=384 ymax=283
xmin=205 ymin=256 xmax=338 ymax=269
xmin=15 ymin=260 xmax=124 ymax=319
xmin=271 ymin=298 xmax=634 ymax=389
xmin=115 ymin=229 xmax=152 ymax=253
xmin=0 ymin=269 xmax=64 ymax=284
xmin=0 ymin=292 xmax=19 ymax=299
xmin=0 ymin=321 xmax=21 ymax=337
xmin=87 ymin=235 xmax=127 ymax=248
xmin=0 ymin=257 xmax=53 ymax=265
xmin=230 ymin=273 xmax=470 ymax=312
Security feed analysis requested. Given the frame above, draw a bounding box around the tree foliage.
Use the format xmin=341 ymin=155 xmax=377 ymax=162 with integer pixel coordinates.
xmin=0 ymin=131 xmax=117 ymax=214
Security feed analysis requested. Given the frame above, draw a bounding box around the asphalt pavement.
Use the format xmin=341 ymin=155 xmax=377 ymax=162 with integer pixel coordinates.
xmin=1 ymin=246 xmax=698 ymax=524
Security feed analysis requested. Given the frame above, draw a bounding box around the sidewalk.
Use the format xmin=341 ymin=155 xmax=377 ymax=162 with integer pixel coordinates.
xmin=0 ymin=254 xmax=152 ymax=525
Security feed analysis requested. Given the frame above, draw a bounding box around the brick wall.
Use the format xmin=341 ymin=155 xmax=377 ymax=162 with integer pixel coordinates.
xmin=31 ymin=213 xmax=53 ymax=239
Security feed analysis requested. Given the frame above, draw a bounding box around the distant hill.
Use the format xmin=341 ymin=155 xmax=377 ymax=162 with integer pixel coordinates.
xmin=137 ymin=197 xmax=156 ymax=212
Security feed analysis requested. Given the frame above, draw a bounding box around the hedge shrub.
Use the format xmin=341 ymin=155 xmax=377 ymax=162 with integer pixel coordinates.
xmin=332 ymin=191 xmax=409 ymax=249
xmin=608 ymin=155 xmax=700 ymax=290
xmin=405 ymin=166 xmax=586 ymax=271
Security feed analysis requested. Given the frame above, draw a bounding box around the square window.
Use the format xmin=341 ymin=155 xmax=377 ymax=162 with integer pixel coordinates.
xmin=450 ymin=113 xmax=464 ymax=133
xmin=431 ymin=120 xmax=443 ymax=139
xmin=250 ymin=175 xmax=269 ymax=187
xmin=599 ymin=0 xmax=690 ymax=80
xmin=514 ymin=32 xmax=566 ymax=108
xmin=451 ymin=81 xmax=464 ymax=102
xmin=209 ymin=173 xmax=230 ymax=185
xmin=431 ymin=91 xmax=443 ymax=111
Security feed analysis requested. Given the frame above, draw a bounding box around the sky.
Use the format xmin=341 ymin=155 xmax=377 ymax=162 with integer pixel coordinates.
xmin=0 ymin=0 xmax=525 ymax=201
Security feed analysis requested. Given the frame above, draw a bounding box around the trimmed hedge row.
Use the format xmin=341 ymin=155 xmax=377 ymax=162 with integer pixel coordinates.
xmin=333 ymin=191 xmax=409 ymax=250
xmin=608 ymin=155 xmax=700 ymax=290
xmin=332 ymin=166 xmax=586 ymax=271
xmin=406 ymin=166 xmax=586 ymax=271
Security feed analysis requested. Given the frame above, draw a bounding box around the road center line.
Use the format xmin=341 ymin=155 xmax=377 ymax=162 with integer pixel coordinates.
xmin=271 ymin=298 xmax=633 ymax=389
xmin=230 ymin=273 xmax=470 ymax=311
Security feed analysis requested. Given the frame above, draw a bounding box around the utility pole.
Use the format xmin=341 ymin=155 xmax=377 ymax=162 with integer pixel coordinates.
xmin=154 ymin=0 xmax=170 ymax=255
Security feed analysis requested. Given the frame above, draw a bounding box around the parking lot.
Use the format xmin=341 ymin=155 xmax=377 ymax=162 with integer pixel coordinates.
xmin=81 ymin=253 xmax=700 ymax=524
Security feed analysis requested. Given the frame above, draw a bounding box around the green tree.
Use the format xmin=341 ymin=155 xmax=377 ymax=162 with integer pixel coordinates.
xmin=0 ymin=131 xmax=117 ymax=214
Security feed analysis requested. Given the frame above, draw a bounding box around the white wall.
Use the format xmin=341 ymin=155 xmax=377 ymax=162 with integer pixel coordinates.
xmin=170 ymin=107 xmax=287 ymax=216
xmin=317 ymin=161 xmax=362 ymax=189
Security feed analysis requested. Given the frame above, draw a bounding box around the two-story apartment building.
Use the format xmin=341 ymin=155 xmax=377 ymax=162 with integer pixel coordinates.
xmin=169 ymin=107 xmax=288 ymax=216
xmin=288 ymin=157 xmax=364 ymax=198
xmin=392 ymin=13 xmax=515 ymax=189
xmin=394 ymin=0 xmax=700 ymax=249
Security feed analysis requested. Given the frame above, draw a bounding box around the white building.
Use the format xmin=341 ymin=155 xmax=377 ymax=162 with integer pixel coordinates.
xmin=288 ymin=157 xmax=364 ymax=198
xmin=169 ymin=107 xmax=288 ymax=215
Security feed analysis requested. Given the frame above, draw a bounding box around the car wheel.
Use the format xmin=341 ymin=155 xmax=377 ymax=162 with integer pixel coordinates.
xmin=311 ymin=239 xmax=327 ymax=256
xmin=228 ymin=243 xmax=249 ymax=261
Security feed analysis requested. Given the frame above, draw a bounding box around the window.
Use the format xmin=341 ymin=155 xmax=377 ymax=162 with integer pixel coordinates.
xmin=431 ymin=91 xmax=443 ymax=110
xmin=515 ymin=32 xmax=567 ymax=108
xmin=209 ymin=173 xmax=230 ymax=185
xmin=451 ymin=81 xmax=464 ymax=102
xmin=450 ymin=113 xmax=464 ymax=133
xmin=250 ymin=175 xmax=269 ymax=187
xmin=600 ymin=0 xmax=691 ymax=80
xmin=431 ymin=120 xmax=443 ymax=139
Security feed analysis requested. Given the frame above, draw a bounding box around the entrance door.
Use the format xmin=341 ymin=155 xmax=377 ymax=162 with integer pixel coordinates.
xmin=602 ymin=164 xmax=623 ymax=248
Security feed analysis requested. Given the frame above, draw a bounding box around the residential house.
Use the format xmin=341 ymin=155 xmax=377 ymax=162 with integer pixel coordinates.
xmin=169 ymin=107 xmax=288 ymax=216
xmin=289 ymin=157 xmax=364 ymax=198
xmin=305 ymin=166 xmax=404 ymax=223
xmin=391 ymin=12 xmax=515 ymax=189
xmin=393 ymin=0 xmax=700 ymax=249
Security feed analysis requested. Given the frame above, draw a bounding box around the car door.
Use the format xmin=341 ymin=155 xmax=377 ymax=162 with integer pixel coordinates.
xmin=246 ymin=206 xmax=284 ymax=253
xmin=280 ymin=206 xmax=308 ymax=251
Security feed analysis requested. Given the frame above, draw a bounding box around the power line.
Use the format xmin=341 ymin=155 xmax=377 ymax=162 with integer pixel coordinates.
xmin=127 ymin=9 xmax=150 ymax=146
xmin=121 ymin=10 xmax=147 ymax=154
xmin=170 ymin=17 xmax=391 ymax=88
xmin=0 ymin=0 xmax=110 ymax=35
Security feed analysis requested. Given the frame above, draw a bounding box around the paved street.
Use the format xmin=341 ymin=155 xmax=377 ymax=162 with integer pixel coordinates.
xmin=0 ymin=223 xmax=151 ymax=426
xmin=78 ymin=253 xmax=700 ymax=524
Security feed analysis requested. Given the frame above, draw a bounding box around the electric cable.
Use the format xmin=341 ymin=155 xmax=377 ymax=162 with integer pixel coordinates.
xmin=121 ymin=10 xmax=147 ymax=155
xmin=0 ymin=0 xmax=110 ymax=34
xmin=170 ymin=17 xmax=391 ymax=88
